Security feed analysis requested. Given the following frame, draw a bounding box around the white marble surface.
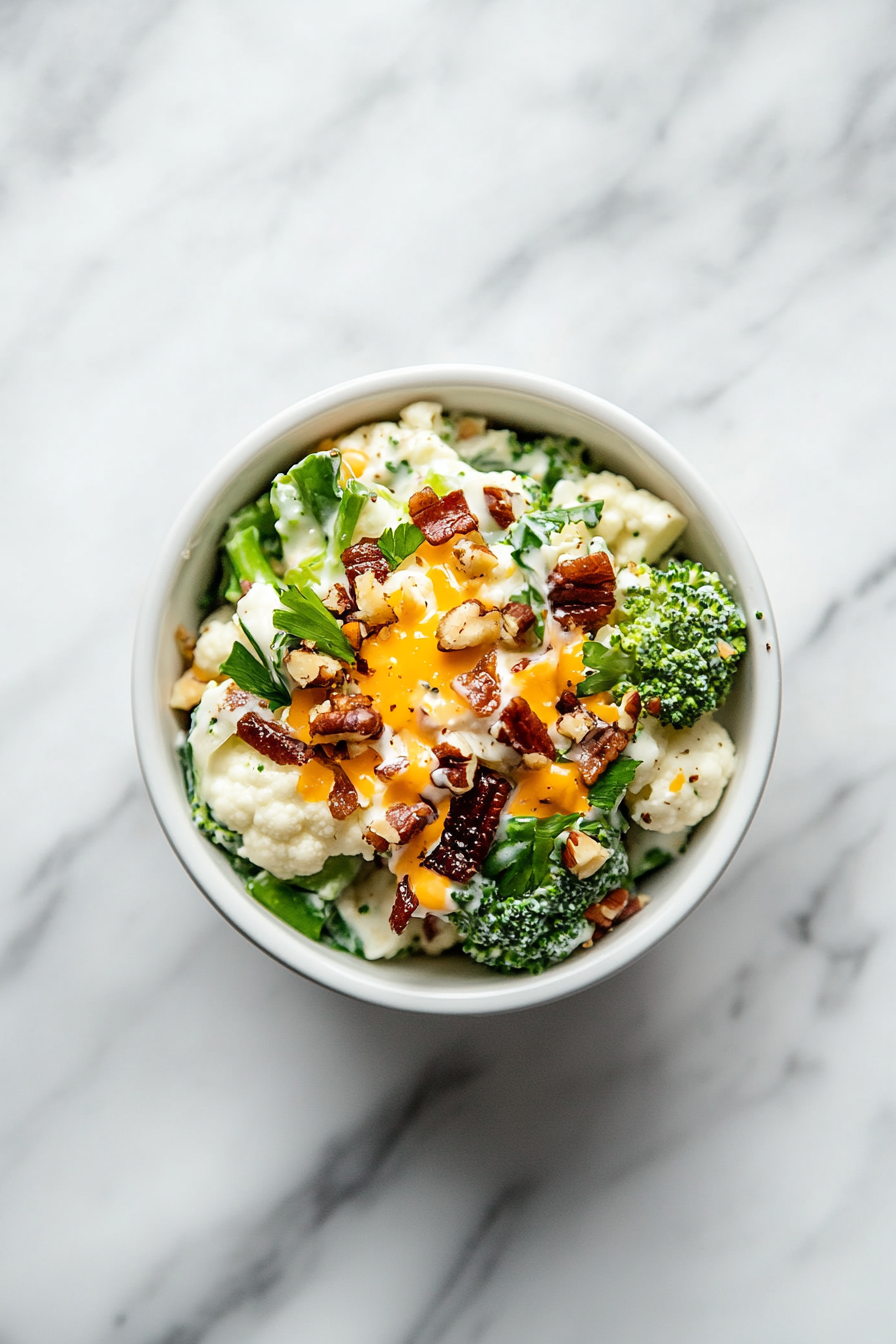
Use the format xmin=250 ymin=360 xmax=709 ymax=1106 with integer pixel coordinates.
xmin=2 ymin=0 xmax=896 ymax=1339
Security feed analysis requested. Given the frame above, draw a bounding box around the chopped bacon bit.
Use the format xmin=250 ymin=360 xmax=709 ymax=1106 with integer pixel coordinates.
xmin=325 ymin=762 xmax=359 ymax=820
xmin=452 ymin=650 xmax=501 ymax=717
xmin=385 ymin=800 xmax=437 ymax=843
xmin=511 ymin=657 xmax=531 ymax=673
xmin=363 ymin=828 xmax=390 ymax=854
xmin=501 ymin=602 xmax=536 ymax=644
xmin=647 ymin=696 xmax=661 ymax=716
xmin=309 ymin=693 xmax=383 ymax=742
xmin=422 ymin=913 xmax=442 ymax=942
xmin=341 ymin=537 xmax=390 ymax=595
xmin=491 ymin=697 xmax=557 ymax=767
xmin=408 ymin=486 xmax=479 ymax=545
xmin=424 ymin=766 xmax=512 ymax=882
xmin=236 ymin=712 xmax=312 ymax=766
xmin=576 ymin=724 xmax=629 ymax=785
xmin=555 ymin=689 xmax=579 ymax=715
xmin=482 ymin=485 xmax=516 ymax=529
xmin=389 ymin=876 xmax=418 ymax=934
xmin=547 ymin=551 xmax=616 ymax=630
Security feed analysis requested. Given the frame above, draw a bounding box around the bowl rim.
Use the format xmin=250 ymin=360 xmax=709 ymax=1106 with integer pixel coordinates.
xmin=132 ymin=363 xmax=781 ymax=1014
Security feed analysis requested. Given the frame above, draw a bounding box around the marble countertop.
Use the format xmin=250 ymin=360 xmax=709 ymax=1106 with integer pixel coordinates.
xmin=3 ymin=1 xmax=896 ymax=1339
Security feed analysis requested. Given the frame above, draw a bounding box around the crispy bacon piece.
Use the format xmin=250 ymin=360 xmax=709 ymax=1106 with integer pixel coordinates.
xmin=325 ymin=763 xmax=359 ymax=820
xmin=577 ymin=724 xmax=630 ymax=785
xmin=482 ymin=485 xmax=516 ymax=529
xmin=424 ymin=766 xmax=512 ymax=882
xmin=389 ymin=876 xmax=418 ymax=934
xmin=555 ymin=689 xmax=579 ymax=715
xmin=310 ymin=693 xmax=383 ymax=742
xmin=341 ymin=537 xmax=390 ymax=596
xmin=452 ymin=650 xmax=501 ymax=717
xmin=223 ymin=685 xmax=251 ymax=712
xmin=408 ymin=486 xmax=479 ymax=545
xmin=430 ymin=739 xmax=476 ymax=794
xmin=547 ymin=551 xmax=616 ymax=630
xmin=236 ymin=712 xmax=312 ymax=766
xmin=491 ymin=696 xmax=557 ymax=768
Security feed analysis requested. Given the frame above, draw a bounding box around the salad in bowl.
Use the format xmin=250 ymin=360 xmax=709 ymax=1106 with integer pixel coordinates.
xmin=168 ymin=399 xmax=747 ymax=975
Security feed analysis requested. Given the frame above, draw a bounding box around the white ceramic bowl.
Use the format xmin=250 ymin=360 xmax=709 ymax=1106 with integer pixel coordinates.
xmin=133 ymin=365 xmax=780 ymax=1014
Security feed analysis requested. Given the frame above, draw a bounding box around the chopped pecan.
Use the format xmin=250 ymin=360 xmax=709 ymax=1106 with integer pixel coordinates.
xmin=174 ymin=623 xmax=196 ymax=663
xmin=577 ymin=724 xmax=630 ymax=785
xmin=482 ymin=485 xmax=517 ymax=529
xmin=309 ymin=693 xmax=384 ymax=742
xmin=646 ymin=696 xmax=661 ymax=717
xmin=452 ymin=650 xmax=501 ymax=717
xmin=490 ymin=696 xmax=557 ymax=768
xmin=341 ymin=537 xmax=390 ymax=594
xmin=374 ymin=756 xmax=409 ymax=781
xmin=223 ymin=685 xmax=251 ymax=712
xmin=562 ymin=831 xmax=611 ymax=879
xmin=501 ymin=602 xmax=536 ymax=645
xmin=556 ymin=703 xmax=600 ymax=743
xmin=452 ymin=533 xmax=499 ymax=579
xmin=322 ymin=583 xmax=353 ymax=617
xmin=389 ymin=876 xmax=418 ymax=934
xmin=430 ymin=737 xmax=476 ymax=794
xmin=616 ymin=689 xmax=641 ymax=734
xmin=436 ymin=599 xmax=501 ymax=651
xmin=363 ymin=827 xmax=391 ymax=854
xmin=555 ymin=690 xmax=579 ymax=714
xmin=236 ymin=712 xmax=312 ymax=765
xmin=366 ymin=801 xmax=437 ymax=849
xmin=457 ymin=415 xmax=486 ymax=440
xmin=617 ymin=892 xmax=650 ymax=922
xmin=169 ymin=669 xmax=206 ymax=711
xmin=424 ymin=766 xmax=512 ymax=882
xmin=408 ymin=486 xmax=479 ymax=545
xmin=585 ymin=887 xmax=631 ymax=929
xmin=547 ymin=551 xmax=616 ymax=630
xmin=325 ymin=762 xmax=359 ymax=820
xmin=353 ymin=571 xmax=397 ymax=630
xmin=342 ymin=621 xmax=367 ymax=650
xmin=284 ymin=649 xmax=344 ymax=688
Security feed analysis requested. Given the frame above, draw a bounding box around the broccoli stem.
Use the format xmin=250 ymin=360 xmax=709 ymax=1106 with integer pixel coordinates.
xmin=224 ymin=525 xmax=280 ymax=603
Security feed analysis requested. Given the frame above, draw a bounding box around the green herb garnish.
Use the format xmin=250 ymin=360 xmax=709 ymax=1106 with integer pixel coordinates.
xmin=274 ymin=586 xmax=356 ymax=663
xmin=511 ymin=501 xmax=603 ymax=556
xmin=377 ymin=522 xmax=425 ymax=570
xmin=334 ymin=478 xmax=370 ymax=557
xmin=483 ymin=813 xmax=581 ymax=899
xmin=586 ymin=758 xmax=640 ymax=813
xmin=219 ymin=622 xmax=292 ymax=710
xmin=576 ymin=641 xmax=638 ymax=697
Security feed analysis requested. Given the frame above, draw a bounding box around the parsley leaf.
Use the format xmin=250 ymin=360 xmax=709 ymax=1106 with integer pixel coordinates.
xmin=333 ymin=478 xmax=370 ymax=557
xmin=586 ymin=758 xmax=640 ymax=812
xmin=631 ymin=846 xmax=674 ymax=879
xmin=510 ymin=501 xmax=603 ymax=556
xmin=219 ymin=625 xmax=292 ymax=710
xmin=273 ymin=586 xmax=356 ymax=663
xmin=577 ymin=642 xmax=638 ymax=696
xmin=377 ymin=522 xmax=424 ymax=570
xmin=281 ymin=451 xmax=342 ymax=527
xmin=483 ymin=813 xmax=581 ymax=898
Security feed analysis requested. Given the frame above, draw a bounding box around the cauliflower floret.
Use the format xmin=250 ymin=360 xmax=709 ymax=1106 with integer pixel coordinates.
xmin=200 ymin=737 xmax=368 ymax=878
xmin=337 ymin=865 xmax=460 ymax=960
xmin=625 ymin=714 xmax=735 ymax=833
xmin=399 ymin=401 xmax=443 ymax=433
xmin=236 ymin=582 xmax=281 ymax=657
xmin=552 ymin=471 xmax=685 ymax=565
xmin=193 ymin=609 xmax=237 ymax=676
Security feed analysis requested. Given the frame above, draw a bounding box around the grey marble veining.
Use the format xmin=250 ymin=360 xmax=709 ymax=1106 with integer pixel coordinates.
xmin=2 ymin=1 xmax=896 ymax=1340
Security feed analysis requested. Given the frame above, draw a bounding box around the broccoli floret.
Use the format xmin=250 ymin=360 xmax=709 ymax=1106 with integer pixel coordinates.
xmin=582 ymin=559 xmax=746 ymax=728
xmin=451 ymin=817 xmax=629 ymax=974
